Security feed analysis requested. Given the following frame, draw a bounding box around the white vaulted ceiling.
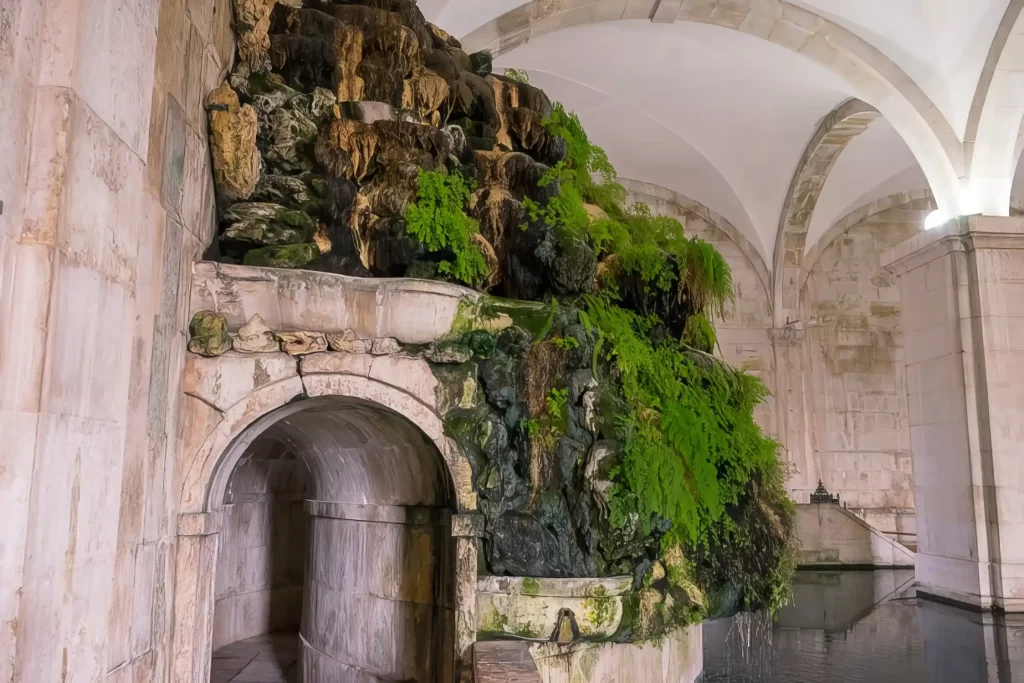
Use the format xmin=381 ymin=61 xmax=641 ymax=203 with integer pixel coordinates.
xmin=421 ymin=0 xmax=1024 ymax=263
xmin=487 ymin=20 xmax=852 ymax=260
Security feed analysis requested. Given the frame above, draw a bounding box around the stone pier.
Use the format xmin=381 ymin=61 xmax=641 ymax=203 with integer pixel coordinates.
xmin=883 ymin=216 xmax=1024 ymax=611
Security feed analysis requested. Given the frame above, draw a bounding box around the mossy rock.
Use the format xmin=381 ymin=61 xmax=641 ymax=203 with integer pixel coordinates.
xmin=469 ymin=50 xmax=492 ymax=76
xmin=464 ymin=329 xmax=496 ymax=357
xmin=425 ymin=340 xmax=473 ymax=364
xmin=187 ymin=311 xmax=232 ymax=357
xmin=244 ymin=243 xmax=320 ymax=268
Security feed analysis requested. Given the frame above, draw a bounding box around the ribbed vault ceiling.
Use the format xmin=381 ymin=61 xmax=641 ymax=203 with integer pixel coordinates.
xmin=421 ymin=0 xmax=1024 ymax=262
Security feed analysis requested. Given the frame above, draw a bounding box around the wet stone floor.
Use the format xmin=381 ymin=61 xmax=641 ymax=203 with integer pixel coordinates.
xmin=210 ymin=633 xmax=299 ymax=683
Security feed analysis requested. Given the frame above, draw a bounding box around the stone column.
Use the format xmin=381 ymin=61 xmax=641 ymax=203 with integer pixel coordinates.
xmin=170 ymin=513 xmax=220 ymax=683
xmin=300 ymin=502 xmax=453 ymax=682
xmin=882 ymin=216 xmax=1024 ymax=611
xmin=771 ymin=326 xmax=818 ymax=501
xmin=452 ymin=513 xmax=484 ymax=683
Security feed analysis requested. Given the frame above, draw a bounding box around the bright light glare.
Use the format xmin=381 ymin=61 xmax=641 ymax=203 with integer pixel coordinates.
xmin=924 ymin=210 xmax=949 ymax=231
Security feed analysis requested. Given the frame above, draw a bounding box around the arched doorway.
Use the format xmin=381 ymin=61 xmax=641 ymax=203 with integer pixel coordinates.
xmin=203 ymin=395 xmax=457 ymax=682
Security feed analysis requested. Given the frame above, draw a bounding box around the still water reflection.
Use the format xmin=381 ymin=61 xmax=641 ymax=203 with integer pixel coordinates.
xmin=702 ymin=570 xmax=1024 ymax=682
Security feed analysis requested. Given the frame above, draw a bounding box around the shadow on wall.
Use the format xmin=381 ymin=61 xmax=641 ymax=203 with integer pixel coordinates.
xmin=213 ymin=438 xmax=310 ymax=650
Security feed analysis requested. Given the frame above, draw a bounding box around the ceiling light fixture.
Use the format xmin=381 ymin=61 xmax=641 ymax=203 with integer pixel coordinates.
xmin=924 ymin=209 xmax=949 ymax=231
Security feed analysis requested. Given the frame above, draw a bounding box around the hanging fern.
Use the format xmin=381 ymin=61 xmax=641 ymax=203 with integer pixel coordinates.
xmin=682 ymin=312 xmax=717 ymax=353
xmin=405 ymin=169 xmax=489 ymax=287
xmin=682 ymin=237 xmax=734 ymax=318
xmin=584 ymin=293 xmax=780 ymax=551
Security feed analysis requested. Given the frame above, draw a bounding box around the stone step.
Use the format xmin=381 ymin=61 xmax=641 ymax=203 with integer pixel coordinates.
xmin=473 ymin=641 xmax=541 ymax=683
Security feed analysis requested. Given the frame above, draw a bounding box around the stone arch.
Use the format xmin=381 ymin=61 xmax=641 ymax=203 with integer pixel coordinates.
xmin=181 ymin=373 xmax=471 ymax=516
xmin=799 ymin=190 xmax=935 ymax=295
xmin=460 ymin=0 xmax=965 ymax=224
xmin=791 ymin=193 xmax=927 ymax=533
xmin=172 ymin=365 xmax=479 ymax=683
xmin=773 ymin=99 xmax=881 ymax=325
xmin=965 ymin=0 xmax=1024 ymax=216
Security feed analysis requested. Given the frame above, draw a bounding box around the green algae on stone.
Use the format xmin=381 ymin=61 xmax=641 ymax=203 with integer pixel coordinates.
xmin=478 ymin=606 xmax=510 ymax=636
xmin=223 ymin=219 xmax=307 ymax=246
xmin=521 ymin=577 xmax=540 ymax=596
xmin=244 ymin=243 xmax=320 ymax=268
xmin=187 ymin=311 xmax=232 ymax=357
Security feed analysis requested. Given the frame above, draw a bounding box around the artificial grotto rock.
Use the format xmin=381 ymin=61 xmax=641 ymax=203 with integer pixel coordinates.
xmin=233 ymin=313 xmax=279 ymax=353
xmin=206 ymin=0 xmax=576 ymax=296
xmin=206 ymin=0 xmax=797 ymax=643
xmin=187 ymin=311 xmax=233 ymax=357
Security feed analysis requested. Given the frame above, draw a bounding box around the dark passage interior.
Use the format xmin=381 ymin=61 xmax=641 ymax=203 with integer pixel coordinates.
xmin=210 ymin=398 xmax=455 ymax=683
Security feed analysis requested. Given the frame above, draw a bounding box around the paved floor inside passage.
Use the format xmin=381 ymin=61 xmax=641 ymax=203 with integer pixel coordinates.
xmin=210 ymin=633 xmax=299 ymax=683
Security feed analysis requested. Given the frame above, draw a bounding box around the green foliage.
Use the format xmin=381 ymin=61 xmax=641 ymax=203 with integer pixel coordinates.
xmin=533 ymin=296 xmax=559 ymax=342
xmin=584 ymin=294 xmax=781 ymax=554
xmin=545 ymin=388 xmax=569 ymax=428
xmin=683 ymin=237 xmax=734 ymax=319
xmin=522 ymin=164 xmax=591 ymax=246
xmin=542 ymin=103 xmax=626 ymax=214
xmin=504 ymin=67 xmax=530 ymax=83
xmin=442 ymin=98 xmax=793 ymax=631
xmin=682 ymin=312 xmax=717 ymax=354
xmin=405 ymin=169 xmax=489 ymax=287
xmin=551 ymin=336 xmax=580 ymax=351
xmin=694 ymin=455 xmax=798 ymax=615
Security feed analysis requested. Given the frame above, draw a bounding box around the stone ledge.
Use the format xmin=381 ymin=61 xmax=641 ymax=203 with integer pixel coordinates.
xmin=177 ymin=512 xmax=221 ymax=537
xmin=304 ymin=501 xmax=451 ymax=526
xmin=190 ymin=261 xmax=477 ymax=344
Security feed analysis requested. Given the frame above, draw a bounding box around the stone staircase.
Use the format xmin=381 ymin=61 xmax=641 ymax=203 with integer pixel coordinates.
xmin=473 ymin=641 xmax=541 ymax=683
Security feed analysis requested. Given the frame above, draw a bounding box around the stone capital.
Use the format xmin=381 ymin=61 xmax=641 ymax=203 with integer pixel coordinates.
xmin=451 ymin=513 xmax=485 ymax=538
xmin=176 ymin=511 xmax=221 ymax=537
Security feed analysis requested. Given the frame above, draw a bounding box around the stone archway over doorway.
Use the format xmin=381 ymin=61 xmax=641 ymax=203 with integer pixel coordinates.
xmin=208 ymin=395 xmax=455 ymax=682
xmin=170 ymin=361 xmax=480 ymax=683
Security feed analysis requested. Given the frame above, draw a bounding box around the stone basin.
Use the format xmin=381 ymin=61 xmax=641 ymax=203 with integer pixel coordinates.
xmin=476 ymin=576 xmax=633 ymax=641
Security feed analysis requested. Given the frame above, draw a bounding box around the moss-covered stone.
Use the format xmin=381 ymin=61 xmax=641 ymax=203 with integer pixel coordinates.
xmin=187 ymin=311 xmax=232 ymax=357
xmin=244 ymin=243 xmax=320 ymax=268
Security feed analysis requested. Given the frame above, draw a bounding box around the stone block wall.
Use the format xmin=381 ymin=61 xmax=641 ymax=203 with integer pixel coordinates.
xmin=796 ymin=199 xmax=927 ymax=535
xmin=0 ymin=0 xmax=229 ymax=680
xmin=213 ymin=441 xmax=310 ymax=649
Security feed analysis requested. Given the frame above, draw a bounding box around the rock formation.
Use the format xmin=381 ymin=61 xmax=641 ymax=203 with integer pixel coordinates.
xmin=204 ymin=0 xmax=798 ymax=641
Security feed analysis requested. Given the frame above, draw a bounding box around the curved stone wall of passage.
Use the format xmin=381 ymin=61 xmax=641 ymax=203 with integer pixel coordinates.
xmin=301 ymin=502 xmax=453 ymax=683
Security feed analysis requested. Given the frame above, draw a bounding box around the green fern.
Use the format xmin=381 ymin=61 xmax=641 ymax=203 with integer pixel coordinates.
xmin=405 ymin=169 xmax=489 ymax=287
xmin=682 ymin=312 xmax=717 ymax=353
xmin=682 ymin=238 xmax=734 ymax=318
